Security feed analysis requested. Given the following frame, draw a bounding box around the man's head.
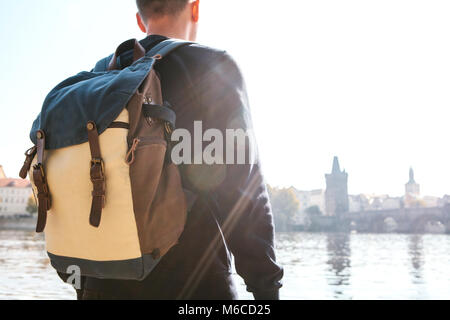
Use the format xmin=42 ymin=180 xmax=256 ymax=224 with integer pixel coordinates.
xmin=136 ymin=0 xmax=200 ymax=41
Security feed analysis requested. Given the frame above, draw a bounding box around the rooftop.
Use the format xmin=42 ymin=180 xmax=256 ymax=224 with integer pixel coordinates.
xmin=0 ymin=178 xmax=31 ymax=188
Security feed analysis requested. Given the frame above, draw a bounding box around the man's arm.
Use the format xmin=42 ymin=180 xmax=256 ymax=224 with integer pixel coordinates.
xmin=194 ymin=52 xmax=284 ymax=299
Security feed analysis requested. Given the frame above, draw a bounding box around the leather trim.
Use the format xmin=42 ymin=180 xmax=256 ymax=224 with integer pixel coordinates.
xmin=108 ymin=121 xmax=129 ymax=129
xmin=142 ymin=103 xmax=176 ymax=128
xmin=19 ymin=146 xmax=37 ymax=179
xmin=146 ymin=39 xmax=193 ymax=59
xmin=108 ymin=39 xmax=145 ymax=71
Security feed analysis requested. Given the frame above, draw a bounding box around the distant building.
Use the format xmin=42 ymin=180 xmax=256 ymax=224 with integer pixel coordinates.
xmin=291 ymin=188 xmax=326 ymax=214
xmin=0 ymin=166 xmax=33 ymax=216
xmin=381 ymin=196 xmax=402 ymax=210
xmin=287 ymin=160 xmax=446 ymax=220
xmin=422 ymin=196 xmax=440 ymax=208
xmin=349 ymin=194 xmax=365 ymax=212
xmin=325 ymin=157 xmax=349 ymax=216
xmin=439 ymin=195 xmax=450 ymax=207
xmin=349 ymin=194 xmax=402 ymax=212
xmin=404 ymin=167 xmax=422 ymax=208
xmin=405 ymin=167 xmax=420 ymax=196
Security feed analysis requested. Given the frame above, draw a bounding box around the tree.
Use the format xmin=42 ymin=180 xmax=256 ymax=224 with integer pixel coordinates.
xmin=305 ymin=205 xmax=322 ymax=216
xmin=268 ymin=186 xmax=300 ymax=232
xmin=26 ymin=196 xmax=37 ymax=215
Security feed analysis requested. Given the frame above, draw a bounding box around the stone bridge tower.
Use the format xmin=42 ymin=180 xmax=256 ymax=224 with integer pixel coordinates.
xmin=325 ymin=157 xmax=349 ymax=216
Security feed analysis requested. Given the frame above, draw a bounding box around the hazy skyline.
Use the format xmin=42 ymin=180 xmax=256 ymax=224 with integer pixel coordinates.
xmin=1 ymin=0 xmax=449 ymax=197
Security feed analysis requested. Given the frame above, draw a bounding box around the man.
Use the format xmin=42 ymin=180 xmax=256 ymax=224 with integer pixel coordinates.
xmin=78 ymin=0 xmax=283 ymax=300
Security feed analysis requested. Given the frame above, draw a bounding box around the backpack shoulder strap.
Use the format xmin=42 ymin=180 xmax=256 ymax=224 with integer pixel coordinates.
xmin=147 ymin=39 xmax=194 ymax=59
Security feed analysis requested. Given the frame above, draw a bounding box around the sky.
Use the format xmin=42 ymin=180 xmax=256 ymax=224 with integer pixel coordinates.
xmin=0 ymin=0 xmax=449 ymax=197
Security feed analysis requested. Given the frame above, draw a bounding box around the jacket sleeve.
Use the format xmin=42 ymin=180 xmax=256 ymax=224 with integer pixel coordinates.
xmin=193 ymin=52 xmax=284 ymax=299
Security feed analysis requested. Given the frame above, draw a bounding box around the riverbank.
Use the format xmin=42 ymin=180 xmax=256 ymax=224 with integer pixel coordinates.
xmin=0 ymin=216 xmax=37 ymax=231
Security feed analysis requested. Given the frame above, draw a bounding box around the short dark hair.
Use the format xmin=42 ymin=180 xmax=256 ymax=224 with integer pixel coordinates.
xmin=136 ymin=0 xmax=189 ymax=19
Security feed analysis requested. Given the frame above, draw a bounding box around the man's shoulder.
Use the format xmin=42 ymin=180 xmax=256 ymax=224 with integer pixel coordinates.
xmin=171 ymin=42 xmax=240 ymax=78
xmin=92 ymin=38 xmax=238 ymax=74
xmin=176 ymin=42 xmax=228 ymax=63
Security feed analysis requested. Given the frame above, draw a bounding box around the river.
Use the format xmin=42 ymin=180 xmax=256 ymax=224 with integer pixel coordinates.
xmin=1 ymin=230 xmax=449 ymax=300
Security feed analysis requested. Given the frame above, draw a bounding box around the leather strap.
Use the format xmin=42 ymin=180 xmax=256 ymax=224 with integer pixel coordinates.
xmin=108 ymin=39 xmax=146 ymax=71
xmin=19 ymin=146 xmax=37 ymax=179
xmin=87 ymin=121 xmax=106 ymax=228
xmin=108 ymin=121 xmax=129 ymax=129
xmin=36 ymin=131 xmax=45 ymax=164
xmin=142 ymin=103 xmax=176 ymax=128
xmin=139 ymin=39 xmax=194 ymax=96
xmin=146 ymin=39 xmax=193 ymax=60
xmin=33 ymin=130 xmax=51 ymax=233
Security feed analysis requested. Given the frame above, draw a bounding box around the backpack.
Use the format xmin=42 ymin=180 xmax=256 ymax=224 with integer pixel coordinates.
xmin=19 ymin=39 xmax=194 ymax=280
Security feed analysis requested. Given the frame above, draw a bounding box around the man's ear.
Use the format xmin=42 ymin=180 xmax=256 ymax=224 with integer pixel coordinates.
xmin=136 ymin=12 xmax=147 ymax=33
xmin=191 ymin=0 xmax=200 ymax=23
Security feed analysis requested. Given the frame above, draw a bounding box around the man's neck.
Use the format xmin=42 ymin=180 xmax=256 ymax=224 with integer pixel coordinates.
xmin=145 ymin=16 xmax=195 ymax=41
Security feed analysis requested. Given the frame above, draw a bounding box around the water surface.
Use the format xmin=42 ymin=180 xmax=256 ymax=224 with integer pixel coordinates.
xmin=1 ymin=230 xmax=449 ymax=300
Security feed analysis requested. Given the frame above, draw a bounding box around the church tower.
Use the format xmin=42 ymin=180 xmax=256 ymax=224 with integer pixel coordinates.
xmin=325 ymin=156 xmax=349 ymax=216
xmin=0 ymin=165 xmax=6 ymax=179
xmin=405 ymin=167 xmax=420 ymax=196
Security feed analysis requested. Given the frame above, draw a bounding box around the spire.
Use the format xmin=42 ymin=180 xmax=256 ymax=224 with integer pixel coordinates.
xmin=408 ymin=167 xmax=415 ymax=184
xmin=332 ymin=156 xmax=341 ymax=173
xmin=0 ymin=165 xmax=6 ymax=179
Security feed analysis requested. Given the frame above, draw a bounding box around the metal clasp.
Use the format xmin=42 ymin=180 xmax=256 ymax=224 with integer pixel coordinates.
xmin=90 ymin=158 xmax=105 ymax=179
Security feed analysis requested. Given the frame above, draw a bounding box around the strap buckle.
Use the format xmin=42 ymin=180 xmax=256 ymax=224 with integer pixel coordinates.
xmin=33 ymin=162 xmax=45 ymax=178
xmin=89 ymin=158 xmax=106 ymax=207
xmin=90 ymin=158 xmax=105 ymax=178
xmin=32 ymin=163 xmax=52 ymax=208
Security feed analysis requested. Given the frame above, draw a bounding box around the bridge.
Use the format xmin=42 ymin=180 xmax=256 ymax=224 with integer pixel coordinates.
xmin=307 ymin=204 xmax=450 ymax=233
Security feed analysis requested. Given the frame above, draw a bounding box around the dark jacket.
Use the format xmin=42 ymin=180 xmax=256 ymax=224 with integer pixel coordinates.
xmin=79 ymin=35 xmax=283 ymax=300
